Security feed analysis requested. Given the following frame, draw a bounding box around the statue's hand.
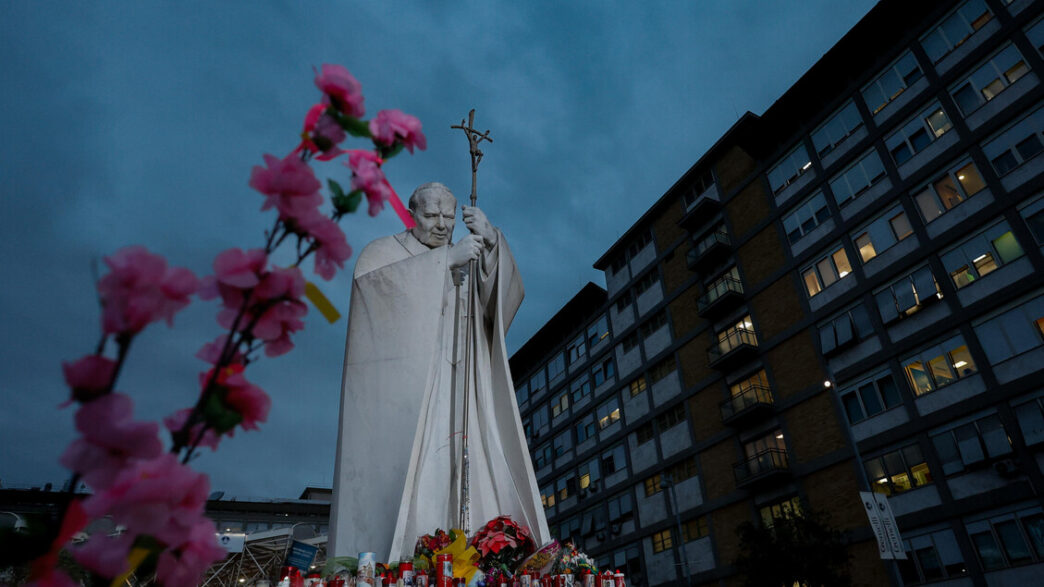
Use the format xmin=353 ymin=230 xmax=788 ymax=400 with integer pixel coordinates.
xmin=448 ymin=234 xmax=484 ymax=269
xmin=462 ymin=206 xmax=498 ymax=248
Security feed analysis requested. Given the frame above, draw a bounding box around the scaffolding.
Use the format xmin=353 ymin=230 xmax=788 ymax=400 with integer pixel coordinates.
xmin=200 ymin=528 xmax=327 ymax=587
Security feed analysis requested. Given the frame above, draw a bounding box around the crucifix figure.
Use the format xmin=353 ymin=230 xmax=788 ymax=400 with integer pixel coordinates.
xmin=328 ymin=111 xmax=550 ymax=562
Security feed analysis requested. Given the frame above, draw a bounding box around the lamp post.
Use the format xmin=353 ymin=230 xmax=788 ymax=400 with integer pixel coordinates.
xmin=659 ymin=474 xmax=692 ymax=586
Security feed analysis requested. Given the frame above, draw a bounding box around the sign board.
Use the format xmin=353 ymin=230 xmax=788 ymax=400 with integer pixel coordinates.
xmin=216 ymin=532 xmax=246 ymax=553
xmin=286 ymin=540 xmax=319 ymax=571
xmin=859 ymin=491 xmax=906 ymax=560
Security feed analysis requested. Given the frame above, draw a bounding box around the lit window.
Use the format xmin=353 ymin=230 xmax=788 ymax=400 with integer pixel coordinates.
xmin=940 ymin=220 xmax=1024 ymax=289
xmin=629 ymin=375 xmax=647 ymax=396
xmin=901 ymin=335 xmax=977 ymax=396
xmin=802 ymin=245 xmax=852 ymax=297
xmin=768 ymin=144 xmax=813 ymax=194
xmin=862 ymin=50 xmax=923 ymax=115
xmin=759 ymin=496 xmax=802 ymax=528
xmin=885 ymin=102 xmax=953 ymax=165
xmin=950 ymin=43 xmax=1030 ymax=116
xmin=556 ymin=474 xmax=577 ymax=502
xmin=596 ymin=395 xmax=622 ymax=429
xmin=586 ymin=316 xmax=610 ymax=348
xmin=864 ymin=443 xmax=932 ymax=495
xmin=644 ymin=473 xmax=663 ymax=497
xmin=920 ymin=0 xmax=993 ymax=63
xmin=682 ymin=517 xmax=709 ymax=542
xmin=551 ymin=390 xmax=570 ymax=418
xmin=851 ymin=205 xmax=914 ymax=263
xmin=578 ymin=457 xmax=601 ymax=490
xmin=540 ymin=484 xmax=555 ymax=509
xmin=912 ymin=158 xmax=986 ymax=223
xmin=651 ymin=529 xmax=673 ymax=553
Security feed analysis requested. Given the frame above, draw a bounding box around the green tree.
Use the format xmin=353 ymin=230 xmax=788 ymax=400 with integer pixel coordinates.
xmin=734 ymin=509 xmax=851 ymax=587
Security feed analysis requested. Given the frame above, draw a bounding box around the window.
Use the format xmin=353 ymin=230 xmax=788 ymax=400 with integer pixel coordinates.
xmin=611 ymin=546 xmax=641 ymax=582
xmin=682 ymin=517 xmax=708 ymax=542
xmin=1022 ymin=198 xmax=1044 ymax=245
xmin=534 ymin=441 xmax=552 ymax=469
xmin=566 ymin=334 xmax=585 ymax=365
xmin=578 ymin=456 xmax=601 ymax=490
xmin=665 ymin=456 xmax=699 ymax=483
xmin=886 ymin=102 xmax=953 ymax=165
xmin=530 ymin=369 xmax=547 ymax=398
xmin=629 ymin=375 xmax=647 ymax=397
xmin=592 ymin=357 xmax=616 ymax=387
xmin=580 ymin=505 xmax=606 ymax=538
xmin=651 ymin=529 xmax=673 ymax=553
xmin=547 ymin=352 xmax=566 ymax=384
xmin=571 ymin=374 xmax=592 ymax=403
xmin=902 ymin=335 xmax=977 ymax=396
xmin=656 ymin=404 xmax=687 ymax=431
xmin=614 ymin=291 xmax=632 ymax=313
xmin=982 ymin=104 xmax=1044 ymax=176
xmin=768 ymin=144 xmax=813 ymax=194
xmin=515 ymin=380 xmax=529 ymax=405
xmin=874 ymin=265 xmax=941 ymax=324
xmin=556 ymin=473 xmax=577 ymax=502
xmin=759 ymin=496 xmax=802 ymax=528
xmin=557 ymin=516 xmax=581 ymax=545
xmin=575 ymin=413 xmax=596 ymax=444
xmin=531 ymin=405 xmax=549 ymax=432
xmin=852 ymin=206 xmax=914 ymax=263
xmin=586 ymin=316 xmax=609 ymax=348
xmin=862 ymin=50 xmax=923 ymax=115
xmin=553 ymin=429 xmax=572 ymax=457
xmin=610 ymin=256 xmax=627 ymax=274
xmin=552 ymin=390 xmax=570 ymax=418
xmin=601 ymin=442 xmax=627 ymax=475
xmin=1015 ymin=398 xmax=1044 ymax=446
xmin=865 ymin=443 xmax=932 ymax=495
xmin=648 ymin=355 xmax=677 ymax=383
xmin=829 ymin=149 xmax=886 ymax=206
xmin=620 ymin=332 xmax=639 ymax=353
xmin=1028 ymin=18 xmax=1044 ymax=56
xmin=897 ymin=529 xmax=967 ymax=584
xmin=921 ymin=0 xmax=993 ymax=63
xmin=914 ymin=159 xmax=986 ymax=223
xmin=729 ymin=370 xmax=770 ymax=399
xmin=950 ymin=43 xmax=1030 ymax=116
xmin=941 ymin=220 xmax=1025 ymax=289
xmin=802 ymin=245 xmax=853 ymax=297
xmin=715 ymin=315 xmax=758 ymax=353
xmin=931 ymin=414 xmax=1013 ymax=475
xmin=607 ymin=491 xmax=633 ymax=523
xmin=966 ymin=509 xmax=1044 ymax=571
xmin=643 ymin=473 xmax=663 ymax=497
xmin=633 ymin=271 xmax=659 ymax=297
xmin=638 ymin=311 xmax=668 ymax=338
xmin=819 ymin=305 xmax=875 ymax=356
xmin=681 ymin=170 xmax=716 ymax=208
xmin=626 ymin=230 xmax=653 ymax=258
xmin=541 ymin=484 xmax=555 ymax=509
xmin=973 ymin=295 xmax=1044 ymax=364
xmin=744 ymin=430 xmax=786 ymax=459
xmin=635 ymin=422 xmax=654 ymax=445
xmin=811 ymin=100 xmax=863 ymax=158
xmin=840 ymin=373 xmax=903 ymax=424
xmin=597 ymin=396 xmax=622 ymax=429
xmin=783 ymin=191 xmax=831 ymax=245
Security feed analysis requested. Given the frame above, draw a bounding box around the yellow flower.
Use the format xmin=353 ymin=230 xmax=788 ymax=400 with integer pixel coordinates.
xmin=434 ymin=529 xmax=480 ymax=583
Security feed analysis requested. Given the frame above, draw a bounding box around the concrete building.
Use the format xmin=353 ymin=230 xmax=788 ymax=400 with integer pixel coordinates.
xmin=509 ymin=0 xmax=1044 ymax=585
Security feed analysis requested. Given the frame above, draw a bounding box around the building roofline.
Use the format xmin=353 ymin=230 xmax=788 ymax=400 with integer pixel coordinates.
xmin=509 ymin=282 xmax=607 ymax=376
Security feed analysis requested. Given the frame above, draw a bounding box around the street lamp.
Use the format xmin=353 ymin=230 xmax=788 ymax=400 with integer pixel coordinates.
xmin=659 ymin=475 xmax=692 ymax=586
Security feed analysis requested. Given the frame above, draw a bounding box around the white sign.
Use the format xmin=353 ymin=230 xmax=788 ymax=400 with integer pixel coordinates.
xmin=859 ymin=491 xmax=906 ymax=560
xmin=216 ymin=532 xmax=247 ymax=553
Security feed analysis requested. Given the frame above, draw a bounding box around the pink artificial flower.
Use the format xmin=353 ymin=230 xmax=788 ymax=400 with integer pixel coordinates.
xmin=294 ymin=103 xmax=348 ymax=161
xmin=97 ymin=246 xmax=199 ymax=335
xmin=164 ymin=408 xmax=223 ymax=451
xmin=71 ymin=532 xmax=135 ymax=578
xmin=300 ymin=213 xmax=352 ymax=280
xmin=313 ymin=64 xmax=365 ymax=118
xmin=249 ymin=153 xmax=323 ymax=222
xmin=253 ymin=266 xmax=305 ymax=302
xmin=253 ymin=300 xmax=307 ymax=357
xmin=346 ymin=150 xmax=391 ymax=217
xmin=211 ymin=248 xmax=268 ymax=289
xmin=82 ymin=453 xmax=211 ymax=548
xmin=200 ymin=364 xmax=271 ymax=431
xmin=60 ymin=393 xmax=164 ymax=490
xmin=155 ymin=516 xmax=227 ymax=586
xmin=369 ymin=109 xmax=427 ymax=153
xmin=62 ymin=355 xmax=117 ymax=403
xmin=195 ymin=334 xmax=243 ymax=366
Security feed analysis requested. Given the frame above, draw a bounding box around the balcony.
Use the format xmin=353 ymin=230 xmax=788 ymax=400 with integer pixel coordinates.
xmin=679 ymin=186 xmax=721 ymax=232
xmin=707 ymin=327 xmax=758 ymax=370
xmin=687 ymin=230 xmax=731 ymax=273
xmin=697 ymin=276 xmax=744 ymax=318
xmin=719 ymin=384 xmax=775 ymax=425
xmin=734 ymin=449 xmax=790 ymax=488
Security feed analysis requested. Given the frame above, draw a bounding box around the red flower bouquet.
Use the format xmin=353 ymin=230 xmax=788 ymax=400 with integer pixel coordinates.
xmin=414 ymin=528 xmax=456 ymax=560
xmin=470 ymin=516 xmax=537 ymax=574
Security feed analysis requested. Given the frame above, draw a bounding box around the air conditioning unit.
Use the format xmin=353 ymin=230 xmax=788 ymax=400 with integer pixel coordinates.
xmin=993 ymin=459 xmax=1019 ymax=477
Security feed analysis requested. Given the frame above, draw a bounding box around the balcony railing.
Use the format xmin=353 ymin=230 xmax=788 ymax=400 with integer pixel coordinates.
xmin=707 ymin=327 xmax=758 ymax=369
xmin=734 ymin=449 xmax=790 ymax=487
xmin=679 ymin=185 xmax=721 ymax=232
xmin=720 ymin=384 xmax=774 ymax=424
xmin=697 ymin=276 xmax=744 ymax=317
xmin=687 ymin=230 xmax=730 ymax=272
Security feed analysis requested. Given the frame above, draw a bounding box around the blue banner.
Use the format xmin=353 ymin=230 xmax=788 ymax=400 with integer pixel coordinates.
xmin=286 ymin=540 xmax=318 ymax=571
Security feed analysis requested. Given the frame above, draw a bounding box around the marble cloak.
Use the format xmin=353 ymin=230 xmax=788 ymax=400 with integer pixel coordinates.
xmin=329 ymin=230 xmax=550 ymax=562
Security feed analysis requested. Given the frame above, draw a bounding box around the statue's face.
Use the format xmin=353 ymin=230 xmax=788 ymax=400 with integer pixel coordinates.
xmin=410 ymin=191 xmax=456 ymax=248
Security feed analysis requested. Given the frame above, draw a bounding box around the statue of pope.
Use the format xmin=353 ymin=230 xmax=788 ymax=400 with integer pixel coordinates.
xmin=329 ymin=182 xmax=550 ymax=561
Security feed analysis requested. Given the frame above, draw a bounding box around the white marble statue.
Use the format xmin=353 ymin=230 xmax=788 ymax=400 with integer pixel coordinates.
xmin=329 ymin=182 xmax=550 ymax=562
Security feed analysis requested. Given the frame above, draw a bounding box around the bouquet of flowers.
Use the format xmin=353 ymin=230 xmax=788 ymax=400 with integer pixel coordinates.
xmin=550 ymin=542 xmax=598 ymax=575
xmin=415 ymin=528 xmax=457 ymax=559
xmin=469 ymin=516 xmax=537 ymax=574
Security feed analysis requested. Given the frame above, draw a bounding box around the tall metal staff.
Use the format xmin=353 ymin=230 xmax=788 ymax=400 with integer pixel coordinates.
xmin=450 ymin=110 xmax=492 ymax=534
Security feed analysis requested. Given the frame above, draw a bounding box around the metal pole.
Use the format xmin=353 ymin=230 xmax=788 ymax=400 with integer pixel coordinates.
xmin=662 ymin=475 xmax=693 ymax=586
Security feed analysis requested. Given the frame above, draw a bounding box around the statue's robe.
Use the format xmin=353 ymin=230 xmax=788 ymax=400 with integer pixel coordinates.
xmin=329 ymin=230 xmax=549 ymax=561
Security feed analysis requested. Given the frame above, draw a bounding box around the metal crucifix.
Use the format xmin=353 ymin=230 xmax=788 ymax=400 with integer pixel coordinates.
xmin=449 ymin=109 xmax=492 ymax=534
